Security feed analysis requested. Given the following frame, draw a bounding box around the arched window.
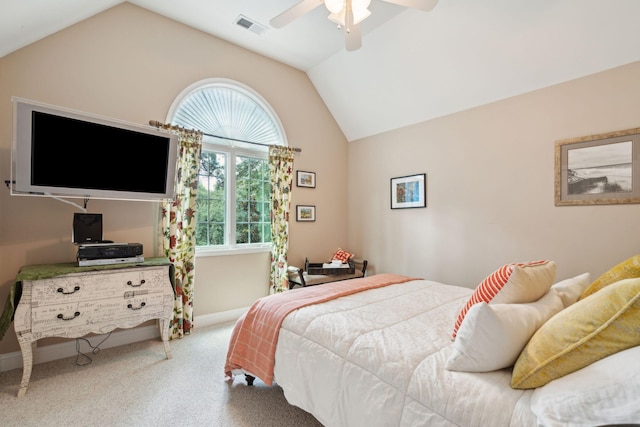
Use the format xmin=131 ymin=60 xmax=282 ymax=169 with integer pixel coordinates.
xmin=167 ymin=79 xmax=287 ymax=254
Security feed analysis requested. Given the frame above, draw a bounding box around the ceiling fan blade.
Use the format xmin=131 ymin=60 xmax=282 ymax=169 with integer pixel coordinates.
xmin=379 ymin=0 xmax=438 ymax=12
xmin=345 ymin=23 xmax=362 ymax=51
xmin=270 ymin=0 xmax=325 ymax=28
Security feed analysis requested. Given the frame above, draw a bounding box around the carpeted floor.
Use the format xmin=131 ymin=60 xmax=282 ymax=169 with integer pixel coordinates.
xmin=0 ymin=322 xmax=323 ymax=427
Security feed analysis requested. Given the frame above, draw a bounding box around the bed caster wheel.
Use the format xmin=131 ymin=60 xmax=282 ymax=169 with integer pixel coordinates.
xmin=245 ymin=374 xmax=255 ymax=386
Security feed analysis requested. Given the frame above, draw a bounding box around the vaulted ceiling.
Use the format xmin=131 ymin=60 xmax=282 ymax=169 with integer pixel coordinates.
xmin=2 ymin=0 xmax=639 ymax=141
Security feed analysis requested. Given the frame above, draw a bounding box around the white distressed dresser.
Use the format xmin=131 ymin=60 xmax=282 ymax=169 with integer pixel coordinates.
xmin=13 ymin=258 xmax=174 ymax=397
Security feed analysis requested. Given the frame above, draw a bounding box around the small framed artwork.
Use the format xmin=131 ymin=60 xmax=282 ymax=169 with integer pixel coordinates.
xmin=555 ymin=127 xmax=640 ymax=206
xmin=296 ymin=205 xmax=316 ymax=222
xmin=296 ymin=170 xmax=316 ymax=188
xmin=391 ymin=173 xmax=426 ymax=209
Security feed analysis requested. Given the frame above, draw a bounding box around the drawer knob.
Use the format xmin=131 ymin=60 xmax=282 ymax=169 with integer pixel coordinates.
xmin=126 ymin=279 xmax=146 ymax=287
xmin=57 ymin=311 xmax=80 ymax=321
xmin=57 ymin=286 xmax=81 ymax=295
xmin=127 ymin=302 xmax=146 ymax=310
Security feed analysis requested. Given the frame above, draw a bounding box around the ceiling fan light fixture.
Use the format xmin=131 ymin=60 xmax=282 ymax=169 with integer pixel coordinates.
xmin=353 ymin=5 xmax=371 ymax=24
xmin=324 ymin=0 xmax=345 ymax=14
xmin=352 ymin=0 xmax=372 ymax=13
xmin=326 ymin=0 xmax=371 ymax=26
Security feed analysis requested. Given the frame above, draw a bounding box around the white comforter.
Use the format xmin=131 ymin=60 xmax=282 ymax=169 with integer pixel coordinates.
xmin=274 ymin=279 xmax=537 ymax=427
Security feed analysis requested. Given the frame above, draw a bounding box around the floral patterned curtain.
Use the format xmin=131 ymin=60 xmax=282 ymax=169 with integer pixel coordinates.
xmin=161 ymin=128 xmax=203 ymax=338
xmin=269 ymin=146 xmax=296 ymax=294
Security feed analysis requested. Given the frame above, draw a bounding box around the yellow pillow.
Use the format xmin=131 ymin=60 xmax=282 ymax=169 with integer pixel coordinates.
xmin=580 ymin=254 xmax=640 ymax=300
xmin=512 ymin=277 xmax=640 ymax=389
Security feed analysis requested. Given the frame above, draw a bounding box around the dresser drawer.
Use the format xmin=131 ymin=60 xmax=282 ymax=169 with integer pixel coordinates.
xmin=30 ymin=292 xmax=167 ymax=335
xmin=29 ymin=266 xmax=169 ymax=305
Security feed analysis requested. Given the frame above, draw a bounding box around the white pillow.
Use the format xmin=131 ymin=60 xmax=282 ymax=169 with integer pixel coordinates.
xmin=551 ymin=272 xmax=591 ymax=308
xmin=446 ymin=290 xmax=564 ymax=372
xmin=531 ymin=345 xmax=640 ymax=426
xmin=452 ymin=260 xmax=556 ymax=339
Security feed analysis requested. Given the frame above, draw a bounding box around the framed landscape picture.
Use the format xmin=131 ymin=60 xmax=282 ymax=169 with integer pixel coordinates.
xmin=296 ymin=171 xmax=316 ymax=188
xmin=555 ymin=128 xmax=640 ymax=206
xmin=296 ymin=205 xmax=316 ymax=222
xmin=390 ymin=173 xmax=426 ymax=209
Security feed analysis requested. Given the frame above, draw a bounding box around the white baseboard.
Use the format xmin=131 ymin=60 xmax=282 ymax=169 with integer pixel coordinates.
xmin=195 ymin=306 xmax=248 ymax=329
xmin=0 ymin=307 xmax=248 ymax=373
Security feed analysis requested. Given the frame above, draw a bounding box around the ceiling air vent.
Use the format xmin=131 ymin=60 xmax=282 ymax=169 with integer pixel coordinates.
xmin=235 ymin=15 xmax=267 ymax=35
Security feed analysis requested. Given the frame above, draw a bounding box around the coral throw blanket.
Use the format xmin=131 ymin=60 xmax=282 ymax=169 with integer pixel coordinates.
xmin=224 ymin=273 xmax=417 ymax=386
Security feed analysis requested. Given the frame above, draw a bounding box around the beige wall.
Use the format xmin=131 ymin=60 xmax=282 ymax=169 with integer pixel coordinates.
xmin=0 ymin=3 xmax=348 ymax=355
xmin=348 ymin=61 xmax=640 ymax=288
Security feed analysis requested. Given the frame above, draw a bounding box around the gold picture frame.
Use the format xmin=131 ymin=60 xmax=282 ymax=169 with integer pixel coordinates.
xmin=555 ymin=127 xmax=640 ymax=206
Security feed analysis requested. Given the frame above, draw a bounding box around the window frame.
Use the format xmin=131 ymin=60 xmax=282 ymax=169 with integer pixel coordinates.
xmin=166 ymin=78 xmax=287 ymax=258
xmin=196 ymin=142 xmax=273 ymax=257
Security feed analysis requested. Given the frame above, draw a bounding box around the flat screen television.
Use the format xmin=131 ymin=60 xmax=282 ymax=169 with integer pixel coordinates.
xmin=11 ymin=97 xmax=179 ymax=201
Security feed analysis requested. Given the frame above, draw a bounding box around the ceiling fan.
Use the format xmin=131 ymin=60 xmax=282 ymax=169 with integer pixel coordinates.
xmin=270 ymin=0 xmax=438 ymax=51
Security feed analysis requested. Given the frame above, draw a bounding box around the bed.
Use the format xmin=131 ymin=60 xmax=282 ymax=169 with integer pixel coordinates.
xmin=225 ymin=257 xmax=640 ymax=427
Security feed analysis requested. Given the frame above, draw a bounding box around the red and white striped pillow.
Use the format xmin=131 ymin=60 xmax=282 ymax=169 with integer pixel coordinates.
xmin=452 ymin=260 xmax=556 ymax=339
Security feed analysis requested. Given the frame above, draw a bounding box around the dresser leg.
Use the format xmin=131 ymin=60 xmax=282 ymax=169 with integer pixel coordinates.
xmin=159 ymin=318 xmax=172 ymax=359
xmin=17 ymin=340 xmax=35 ymax=398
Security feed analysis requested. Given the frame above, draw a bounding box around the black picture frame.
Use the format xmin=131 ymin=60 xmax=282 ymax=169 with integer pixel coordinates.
xmin=296 ymin=171 xmax=316 ymax=188
xmin=296 ymin=205 xmax=316 ymax=222
xmin=390 ymin=173 xmax=427 ymax=209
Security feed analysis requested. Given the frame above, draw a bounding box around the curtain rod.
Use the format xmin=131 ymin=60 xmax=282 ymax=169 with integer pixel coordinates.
xmin=149 ymin=120 xmax=301 ymax=153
